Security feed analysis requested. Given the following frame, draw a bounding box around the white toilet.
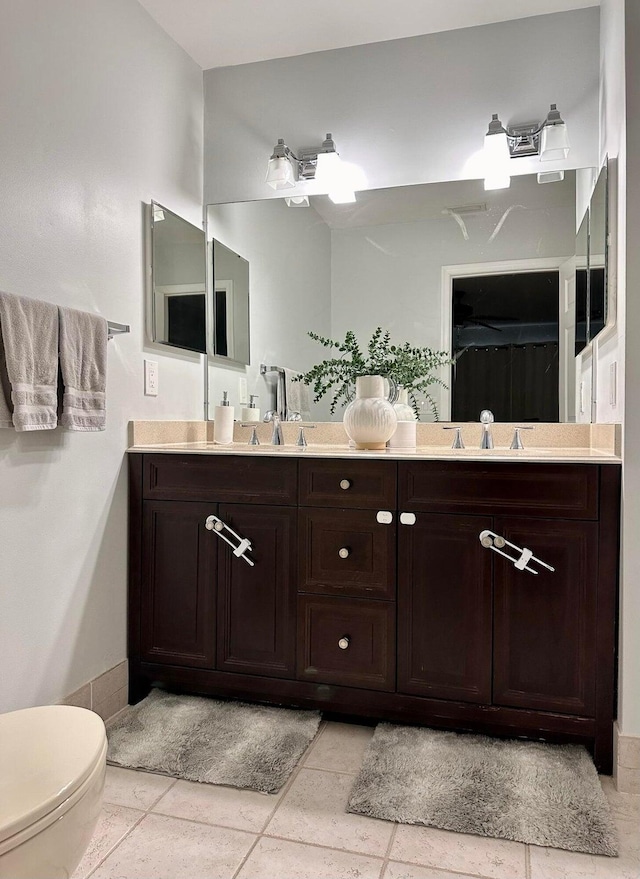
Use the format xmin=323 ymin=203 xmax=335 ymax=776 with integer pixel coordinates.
xmin=0 ymin=705 xmax=107 ymax=879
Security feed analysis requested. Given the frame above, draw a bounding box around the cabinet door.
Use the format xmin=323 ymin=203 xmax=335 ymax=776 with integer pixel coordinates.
xmin=493 ymin=517 xmax=598 ymax=716
xmin=217 ymin=504 xmax=297 ymax=678
xmin=398 ymin=513 xmax=493 ymax=703
xmin=141 ymin=501 xmax=217 ymax=668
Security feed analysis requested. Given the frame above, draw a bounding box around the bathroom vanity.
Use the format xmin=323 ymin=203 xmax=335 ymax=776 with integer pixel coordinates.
xmin=127 ymin=439 xmax=621 ymax=773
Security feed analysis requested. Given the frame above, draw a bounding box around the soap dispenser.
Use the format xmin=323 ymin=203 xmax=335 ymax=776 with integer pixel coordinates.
xmin=241 ymin=395 xmax=260 ymax=423
xmin=213 ymin=391 xmax=234 ymax=444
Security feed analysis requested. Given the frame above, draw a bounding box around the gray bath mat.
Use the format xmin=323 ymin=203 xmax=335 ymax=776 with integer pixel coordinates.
xmin=347 ymin=723 xmax=618 ymax=856
xmin=107 ymin=689 xmax=321 ymax=793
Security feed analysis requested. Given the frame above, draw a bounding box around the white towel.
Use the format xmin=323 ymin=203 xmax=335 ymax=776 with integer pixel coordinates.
xmin=283 ymin=368 xmax=311 ymax=421
xmin=0 ymin=291 xmax=59 ymax=431
xmin=58 ymin=306 xmax=108 ymax=431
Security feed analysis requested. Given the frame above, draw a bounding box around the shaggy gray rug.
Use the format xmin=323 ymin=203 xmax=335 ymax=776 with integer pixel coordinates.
xmin=107 ymin=689 xmax=321 ymax=793
xmin=347 ymin=723 xmax=618 ymax=856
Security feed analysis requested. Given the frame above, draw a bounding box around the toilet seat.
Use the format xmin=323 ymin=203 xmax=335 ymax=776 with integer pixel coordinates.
xmin=0 ymin=705 xmax=107 ymax=850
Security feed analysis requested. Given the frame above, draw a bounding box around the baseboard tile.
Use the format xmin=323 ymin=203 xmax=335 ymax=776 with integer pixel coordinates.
xmin=614 ymin=722 xmax=640 ymax=793
xmin=59 ymin=659 xmax=129 ymax=723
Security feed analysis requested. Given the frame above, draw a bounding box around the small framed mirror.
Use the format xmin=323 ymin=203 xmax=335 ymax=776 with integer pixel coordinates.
xmin=209 ymin=239 xmax=250 ymax=365
xmin=149 ymin=202 xmax=206 ymax=354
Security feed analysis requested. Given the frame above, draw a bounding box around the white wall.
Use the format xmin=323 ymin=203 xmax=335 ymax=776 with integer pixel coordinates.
xmin=206 ymin=200 xmax=331 ymax=419
xmin=0 ymin=0 xmax=203 ymax=712
xmin=203 ymin=9 xmax=599 ymax=206
xmin=620 ymin=0 xmax=640 ymax=737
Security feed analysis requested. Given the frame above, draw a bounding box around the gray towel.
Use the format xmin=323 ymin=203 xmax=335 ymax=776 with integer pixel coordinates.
xmin=0 ymin=292 xmax=59 ymax=431
xmin=58 ymin=306 xmax=108 ymax=431
xmin=283 ymin=367 xmax=311 ymax=420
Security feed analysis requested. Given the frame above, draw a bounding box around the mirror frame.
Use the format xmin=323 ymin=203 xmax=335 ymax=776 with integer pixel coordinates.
xmin=587 ymin=156 xmax=616 ymax=347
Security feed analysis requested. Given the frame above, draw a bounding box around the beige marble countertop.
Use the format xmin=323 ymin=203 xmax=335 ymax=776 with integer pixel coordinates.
xmin=128 ymin=420 xmax=621 ymax=464
xmin=128 ymin=441 xmax=620 ymax=464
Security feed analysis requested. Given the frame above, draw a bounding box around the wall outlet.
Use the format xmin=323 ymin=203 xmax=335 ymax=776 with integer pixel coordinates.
xmin=144 ymin=359 xmax=158 ymax=396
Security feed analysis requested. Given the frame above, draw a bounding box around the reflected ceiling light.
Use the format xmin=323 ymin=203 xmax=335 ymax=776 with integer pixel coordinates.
xmin=483 ymin=104 xmax=570 ymax=189
xmin=537 ymin=170 xmax=565 ymax=184
xmin=284 ymin=195 xmax=310 ymax=207
xmin=266 ymin=133 xmax=357 ymax=202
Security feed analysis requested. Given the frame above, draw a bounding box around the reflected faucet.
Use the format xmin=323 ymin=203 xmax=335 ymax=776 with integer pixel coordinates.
xmin=264 ymin=411 xmax=284 ymax=445
xmin=480 ymin=409 xmax=494 ymax=449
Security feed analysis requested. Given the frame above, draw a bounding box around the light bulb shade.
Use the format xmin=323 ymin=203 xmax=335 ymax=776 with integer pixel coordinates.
xmin=483 ymin=129 xmax=510 ymax=191
xmin=484 ymin=130 xmax=510 ymax=163
xmin=315 ymin=149 xmax=342 ymax=187
xmin=539 ymin=122 xmax=570 ymax=161
xmin=265 ymin=155 xmax=296 ymax=190
xmin=284 ymin=196 xmax=310 ymax=207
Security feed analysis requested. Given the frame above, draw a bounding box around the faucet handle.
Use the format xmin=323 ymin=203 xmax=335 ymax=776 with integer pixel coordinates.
xmin=241 ymin=424 xmax=261 ymax=445
xmin=296 ymin=425 xmax=316 ymax=448
xmin=510 ymin=426 xmax=534 ymax=450
xmin=442 ymin=426 xmax=465 ymax=449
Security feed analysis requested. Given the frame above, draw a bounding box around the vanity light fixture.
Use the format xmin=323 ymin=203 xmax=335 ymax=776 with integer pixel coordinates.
xmin=265 ymin=133 xmax=357 ymax=203
xmin=483 ymin=104 xmax=570 ymax=190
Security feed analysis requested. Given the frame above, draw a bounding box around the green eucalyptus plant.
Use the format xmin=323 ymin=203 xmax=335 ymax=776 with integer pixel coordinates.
xmin=297 ymin=327 xmax=451 ymax=419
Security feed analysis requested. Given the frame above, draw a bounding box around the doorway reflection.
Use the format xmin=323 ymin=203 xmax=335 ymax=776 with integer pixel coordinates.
xmin=452 ymin=272 xmax=559 ymax=422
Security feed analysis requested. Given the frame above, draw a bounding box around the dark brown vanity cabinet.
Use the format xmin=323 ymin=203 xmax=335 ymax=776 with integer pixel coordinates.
xmin=129 ymin=453 xmax=620 ymax=772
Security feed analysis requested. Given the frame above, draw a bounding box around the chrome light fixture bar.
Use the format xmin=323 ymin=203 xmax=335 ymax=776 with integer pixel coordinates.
xmin=483 ymin=104 xmax=570 ymax=191
xmin=265 ymin=133 xmax=356 ymax=204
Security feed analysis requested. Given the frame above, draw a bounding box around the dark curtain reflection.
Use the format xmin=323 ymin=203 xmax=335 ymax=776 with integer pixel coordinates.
xmin=453 ymin=343 xmax=559 ymax=422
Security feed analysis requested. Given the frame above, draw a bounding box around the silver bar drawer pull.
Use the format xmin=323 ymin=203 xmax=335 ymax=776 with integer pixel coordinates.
xmin=478 ymin=529 xmax=554 ymax=576
xmin=205 ymin=515 xmax=255 ymax=566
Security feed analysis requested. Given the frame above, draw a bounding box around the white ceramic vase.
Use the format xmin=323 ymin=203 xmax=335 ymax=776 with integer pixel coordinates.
xmin=343 ymin=375 xmax=397 ymax=450
xmin=393 ymin=387 xmax=417 ymax=421
xmin=388 ymin=387 xmax=417 ymax=449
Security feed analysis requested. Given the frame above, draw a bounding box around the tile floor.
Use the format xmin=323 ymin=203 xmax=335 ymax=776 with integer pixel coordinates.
xmin=75 ymin=720 xmax=640 ymax=879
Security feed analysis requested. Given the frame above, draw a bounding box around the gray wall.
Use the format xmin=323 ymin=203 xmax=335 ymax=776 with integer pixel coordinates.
xmin=204 ymin=9 xmax=599 ymax=205
xmin=0 ymin=0 xmax=204 ymax=712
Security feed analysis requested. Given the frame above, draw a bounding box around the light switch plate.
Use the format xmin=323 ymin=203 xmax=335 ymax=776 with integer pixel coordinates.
xmin=144 ymin=359 xmax=158 ymax=396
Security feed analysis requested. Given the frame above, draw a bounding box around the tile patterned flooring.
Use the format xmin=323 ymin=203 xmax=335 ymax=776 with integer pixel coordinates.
xmin=75 ymin=720 xmax=640 ymax=879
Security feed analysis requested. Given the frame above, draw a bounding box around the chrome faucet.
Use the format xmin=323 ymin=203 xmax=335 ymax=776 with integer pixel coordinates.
xmin=263 ymin=411 xmax=284 ymax=445
xmin=479 ymin=409 xmax=494 ymax=449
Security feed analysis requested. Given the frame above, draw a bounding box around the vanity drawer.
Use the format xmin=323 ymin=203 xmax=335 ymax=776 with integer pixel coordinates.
xmin=399 ymin=462 xmax=599 ymax=520
xmin=297 ymin=595 xmax=395 ymax=691
xmin=298 ymin=508 xmax=396 ymax=600
xmin=299 ymin=459 xmax=396 ymax=509
xmin=143 ymin=454 xmax=297 ymax=505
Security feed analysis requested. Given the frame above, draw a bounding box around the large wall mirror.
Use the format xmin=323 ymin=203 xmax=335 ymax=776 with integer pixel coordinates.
xmin=206 ymin=166 xmax=613 ymax=423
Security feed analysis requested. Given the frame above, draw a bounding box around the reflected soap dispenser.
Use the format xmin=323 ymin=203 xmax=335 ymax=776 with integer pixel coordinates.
xmin=213 ymin=391 xmax=234 ymax=444
xmin=241 ymin=395 xmax=260 ymax=423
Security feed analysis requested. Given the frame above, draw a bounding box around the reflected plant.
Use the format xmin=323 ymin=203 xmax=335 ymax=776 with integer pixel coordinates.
xmin=296 ymin=328 xmax=451 ymax=419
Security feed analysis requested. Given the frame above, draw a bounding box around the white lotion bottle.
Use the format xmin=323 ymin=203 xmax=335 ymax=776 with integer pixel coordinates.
xmin=241 ymin=394 xmax=260 ymax=422
xmin=213 ymin=391 xmax=234 ymax=444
